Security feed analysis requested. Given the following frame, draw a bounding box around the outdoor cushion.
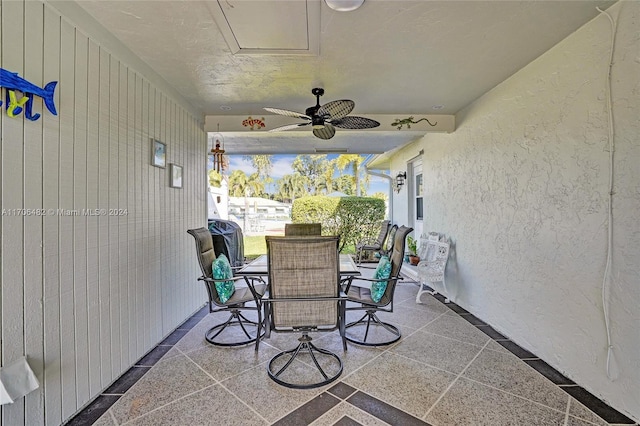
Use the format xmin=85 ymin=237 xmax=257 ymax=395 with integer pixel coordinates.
xmin=212 ymin=254 xmax=235 ymax=303
xmin=371 ymin=255 xmax=392 ymax=303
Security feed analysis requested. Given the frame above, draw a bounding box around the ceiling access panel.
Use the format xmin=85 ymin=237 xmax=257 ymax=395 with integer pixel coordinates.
xmin=208 ymin=0 xmax=320 ymax=55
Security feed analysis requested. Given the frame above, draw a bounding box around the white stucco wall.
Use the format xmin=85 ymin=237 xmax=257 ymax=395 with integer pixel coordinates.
xmin=392 ymin=1 xmax=639 ymax=420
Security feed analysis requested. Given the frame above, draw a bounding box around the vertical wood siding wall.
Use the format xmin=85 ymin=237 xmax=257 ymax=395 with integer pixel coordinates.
xmin=0 ymin=2 xmax=207 ymax=425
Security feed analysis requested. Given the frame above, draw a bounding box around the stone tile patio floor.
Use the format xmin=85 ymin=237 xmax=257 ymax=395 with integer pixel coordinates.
xmin=67 ymin=270 xmax=637 ymax=426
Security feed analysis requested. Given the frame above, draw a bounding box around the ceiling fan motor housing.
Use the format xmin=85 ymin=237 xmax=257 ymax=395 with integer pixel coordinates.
xmin=310 ymin=113 xmax=325 ymax=129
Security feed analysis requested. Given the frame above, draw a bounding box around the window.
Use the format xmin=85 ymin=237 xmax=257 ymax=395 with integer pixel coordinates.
xmin=415 ymin=173 xmax=423 ymax=220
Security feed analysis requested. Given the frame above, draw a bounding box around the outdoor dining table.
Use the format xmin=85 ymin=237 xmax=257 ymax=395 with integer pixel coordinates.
xmin=236 ymin=253 xmax=361 ymax=278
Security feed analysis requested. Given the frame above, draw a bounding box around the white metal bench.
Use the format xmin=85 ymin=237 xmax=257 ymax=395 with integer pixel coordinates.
xmin=415 ymin=232 xmax=451 ymax=303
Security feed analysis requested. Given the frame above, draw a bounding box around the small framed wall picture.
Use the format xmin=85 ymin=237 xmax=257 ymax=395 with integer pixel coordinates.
xmin=170 ymin=163 xmax=183 ymax=188
xmin=151 ymin=139 xmax=166 ymax=168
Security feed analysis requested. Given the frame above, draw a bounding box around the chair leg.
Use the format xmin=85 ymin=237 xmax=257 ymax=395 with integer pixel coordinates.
xmin=415 ymin=284 xmax=434 ymax=304
xmin=255 ymin=303 xmax=263 ymax=352
xmin=441 ymin=278 xmax=450 ymax=303
xmin=236 ymin=313 xmax=255 ymax=340
xmin=415 ymin=281 xmax=449 ymax=304
xmin=267 ymin=332 xmax=343 ymax=389
xmin=206 ymin=313 xmax=235 ymax=342
xmin=306 ymin=342 xmax=336 ymax=380
xmin=263 ymin=302 xmax=272 ymax=339
xmin=345 ymin=310 xmax=401 ymax=347
xmin=205 ymin=308 xmax=265 ymax=347
xmin=339 ymin=300 xmax=347 ymax=352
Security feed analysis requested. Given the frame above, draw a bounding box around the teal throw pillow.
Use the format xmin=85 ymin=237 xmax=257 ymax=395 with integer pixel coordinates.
xmin=371 ymin=255 xmax=392 ymax=303
xmin=212 ymin=254 xmax=235 ymax=303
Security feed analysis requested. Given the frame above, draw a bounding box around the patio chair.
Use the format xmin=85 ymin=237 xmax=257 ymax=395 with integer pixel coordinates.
xmin=284 ymin=222 xmax=322 ymax=236
xmin=378 ymin=224 xmax=398 ymax=258
xmin=187 ymin=228 xmax=266 ymax=349
xmin=355 ymin=220 xmax=390 ymax=264
xmin=262 ymin=236 xmax=347 ymax=389
xmin=416 ymin=233 xmax=451 ymax=303
xmin=343 ymin=225 xmax=413 ymax=346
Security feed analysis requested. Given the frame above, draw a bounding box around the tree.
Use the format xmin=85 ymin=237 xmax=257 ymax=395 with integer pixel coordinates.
xmin=292 ymin=154 xmax=334 ymax=195
xmin=335 ymin=154 xmax=369 ymax=196
xmin=228 ymin=170 xmax=265 ymax=197
xmin=334 ymin=175 xmax=355 ymax=195
xmin=243 ymin=155 xmax=273 ymax=191
xmin=208 ymin=169 xmax=222 ymax=188
xmin=315 ymin=173 xmax=335 ymax=195
xmin=276 ymin=173 xmax=307 ymax=203
xmin=246 ymin=172 xmax=265 ymax=197
xmin=227 ymin=170 xmax=249 ymax=197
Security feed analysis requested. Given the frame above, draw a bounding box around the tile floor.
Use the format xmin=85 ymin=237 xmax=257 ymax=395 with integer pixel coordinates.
xmin=67 ymin=275 xmax=637 ymax=426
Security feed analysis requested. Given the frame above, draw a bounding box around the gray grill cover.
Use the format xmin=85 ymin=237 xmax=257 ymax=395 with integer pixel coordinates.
xmin=208 ymin=219 xmax=245 ymax=267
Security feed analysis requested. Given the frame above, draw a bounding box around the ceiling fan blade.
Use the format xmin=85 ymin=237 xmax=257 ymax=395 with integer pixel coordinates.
xmin=313 ymin=124 xmax=336 ymax=140
xmin=269 ymin=123 xmax=310 ymax=132
xmin=331 ymin=116 xmax=380 ymax=129
xmin=264 ymin=107 xmax=311 ymax=120
xmin=317 ymin=100 xmax=354 ymax=119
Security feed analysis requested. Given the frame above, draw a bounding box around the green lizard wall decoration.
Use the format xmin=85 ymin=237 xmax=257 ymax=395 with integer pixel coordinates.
xmin=391 ymin=116 xmax=437 ymax=130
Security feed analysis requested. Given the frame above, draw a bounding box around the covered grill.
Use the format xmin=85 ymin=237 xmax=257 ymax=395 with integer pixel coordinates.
xmin=207 ymin=219 xmax=245 ymax=267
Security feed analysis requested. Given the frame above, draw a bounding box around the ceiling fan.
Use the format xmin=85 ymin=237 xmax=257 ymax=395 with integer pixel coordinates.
xmin=264 ymin=88 xmax=380 ymax=140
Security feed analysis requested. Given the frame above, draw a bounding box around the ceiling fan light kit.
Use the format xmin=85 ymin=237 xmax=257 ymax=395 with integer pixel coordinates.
xmin=324 ymin=0 xmax=365 ymax=12
xmin=312 ymin=118 xmax=325 ymax=130
xmin=264 ymin=88 xmax=380 ymax=140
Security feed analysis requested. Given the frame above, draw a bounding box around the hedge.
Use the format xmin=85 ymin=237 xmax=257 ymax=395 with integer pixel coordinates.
xmin=291 ymin=196 xmax=386 ymax=252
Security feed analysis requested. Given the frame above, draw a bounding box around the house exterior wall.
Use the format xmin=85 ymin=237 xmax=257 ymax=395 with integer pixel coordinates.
xmin=391 ymin=1 xmax=639 ymax=420
xmin=0 ymin=1 xmax=207 ymax=425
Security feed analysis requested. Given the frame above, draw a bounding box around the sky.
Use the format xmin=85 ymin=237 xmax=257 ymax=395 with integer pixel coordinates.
xmin=218 ymin=154 xmax=390 ymax=196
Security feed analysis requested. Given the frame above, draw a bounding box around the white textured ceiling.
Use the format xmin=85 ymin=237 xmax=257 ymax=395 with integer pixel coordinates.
xmin=73 ymin=0 xmax=615 ymax=155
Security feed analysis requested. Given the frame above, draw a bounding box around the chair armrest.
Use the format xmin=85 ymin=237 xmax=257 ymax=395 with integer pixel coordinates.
xmin=199 ymin=274 xmax=265 ymax=294
xmin=417 ymin=261 xmax=443 ymax=273
xmin=349 ymin=277 xmax=381 ymax=284
xmin=198 ymin=275 xmax=246 ymax=283
xmin=356 ymin=238 xmax=376 ymax=247
xmin=344 ymin=275 xmax=404 ymax=293
xmin=348 ymin=273 xmax=403 ymax=286
xmin=230 ymin=265 xmax=251 ymax=273
xmin=199 ymin=274 xmax=266 ymax=304
xmin=340 ymin=276 xmax=354 ymax=293
xmin=230 ymin=266 xmax=266 ymax=283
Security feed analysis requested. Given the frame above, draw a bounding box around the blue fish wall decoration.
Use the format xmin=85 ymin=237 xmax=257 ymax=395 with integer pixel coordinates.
xmin=0 ymin=68 xmax=58 ymax=121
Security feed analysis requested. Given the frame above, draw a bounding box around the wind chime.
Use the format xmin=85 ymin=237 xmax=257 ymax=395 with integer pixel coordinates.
xmin=210 ymin=125 xmax=226 ymax=173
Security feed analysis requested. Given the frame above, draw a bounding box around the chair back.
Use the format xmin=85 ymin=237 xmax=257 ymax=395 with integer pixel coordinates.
xmin=373 ymin=220 xmax=391 ymax=246
xmin=187 ymin=227 xmax=216 ymax=278
xmin=380 ymin=224 xmax=398 ymax=255
xmin=377 ymin=225 xmax=413 ymax=306
xmin=266 ymin=236 xmax=340 ymax=329
xmin=284 ymin=223 xmax=322 ymax=236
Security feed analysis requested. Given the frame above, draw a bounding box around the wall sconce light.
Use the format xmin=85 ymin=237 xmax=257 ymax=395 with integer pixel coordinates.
xmin=394 ymin=171 xmax=407 ymax=193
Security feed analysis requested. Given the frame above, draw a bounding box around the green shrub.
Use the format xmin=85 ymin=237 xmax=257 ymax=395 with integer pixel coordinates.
xmin=291 ymin=196 xmax=386 ymax=252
